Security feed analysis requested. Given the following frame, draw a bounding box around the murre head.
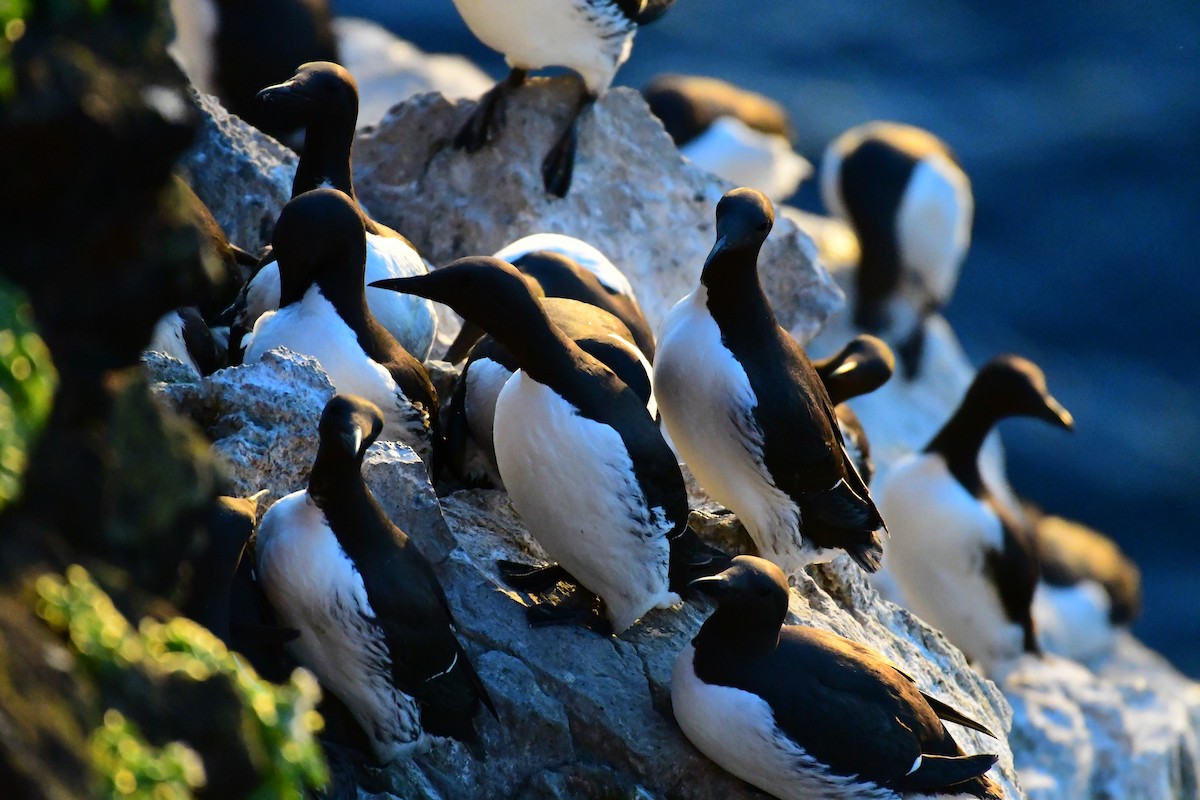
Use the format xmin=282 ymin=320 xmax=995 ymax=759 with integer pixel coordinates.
xmin=966 ymin=354 xmax=1074 ymax=431
xmin=818 ymin=334 xmax=896 ymax=405
xmin=257 ymin=61 xmax=358 ymax=128
xmin=272 ymin=188 xmax=367 ymax=304
xmin=316 ymin=394 xmax=385 ymax=470
xmin=371 ymin=256 xmax=546 ymax=350
xmin=689 ymin=555 xmax=790 ymax=630
xmin=702 ymin=188 xmax=774 ymax=285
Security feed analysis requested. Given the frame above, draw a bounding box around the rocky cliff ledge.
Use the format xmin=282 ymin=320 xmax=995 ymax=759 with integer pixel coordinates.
xmin=169 ymin=76 xmax=1199 ymax=800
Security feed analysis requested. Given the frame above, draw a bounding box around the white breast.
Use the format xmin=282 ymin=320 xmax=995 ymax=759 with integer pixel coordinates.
xmin=256 ymin=491 xmax=424 ymax=762
xmin=680 ymin=116 xmax=813 ymax=202
xmin=654 ymin=288 xmax=816 ymax=575
xmin=451 ymin=0 xmax=635 ymax=94
xmin=244 ymin=288 xmax=426 ymax=450
xmin=672 ymin=644 xmax=894 ymax=800
xmin=492 ymin=370 xmax=678 ymax=633
xmin=876 ymin=452 xmax=1026 ymax=670
xmin=493 ymin=231 xmax=636 ymax=300
xmin=240 ymin=235 xmax=436 ymax=361
xmin=364 ymin=232 xmax=438 ymax=361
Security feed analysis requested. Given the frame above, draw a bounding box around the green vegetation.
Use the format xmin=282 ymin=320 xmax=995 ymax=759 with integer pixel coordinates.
xmin=36 ymin=565 xmax=330 ymax=799
xmin=0 ymin=280 xmax=55 ymax=509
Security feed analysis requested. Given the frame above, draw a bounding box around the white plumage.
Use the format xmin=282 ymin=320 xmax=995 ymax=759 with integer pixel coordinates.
xmin=492 ymin=369 xmax=679 ymax=633
xmin=244 ymin=231 xmax=437 ymax=360
xmin=256 ymin=491 xmax=424 ymax=762
xmin=493 ymin=232 xmax=637 ymax=300
xmin=876 ymin=452 xmax=1027 ymax=670
xmin=680 ymin=115 xmax=813 ymax=202
xmin=655 ymin=286 xmax=826 ymax=575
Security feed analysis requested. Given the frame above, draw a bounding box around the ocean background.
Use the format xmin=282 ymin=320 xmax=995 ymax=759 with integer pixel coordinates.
xmin=334 ymin=0 xmax=1200 ymax=675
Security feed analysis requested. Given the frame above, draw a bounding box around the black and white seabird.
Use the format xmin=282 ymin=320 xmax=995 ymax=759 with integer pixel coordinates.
xmin=168 ymin=0 xmax=338 ymax=143
xmin=812 ymin=334 xmax=896 ymax=485
xmin=446 ymin=234 xmax=654 ymax=363
xmin=372 ymin=256 xmax=727 ymax=634
xmin=877 ymin=355 xmax=1074 ymax=673
xmin=148 ymin=306 xmax=228 ymax=377
xmin=450 ymin=0 xmax=676 ymax=196
xmin=256 ymin=394 xmax=494 ymax=762
xmin=674 ymin=556 xmax=1003 ymax=800
xmin=820 ymin=122 xmax=973 ymax=379
xmin=242 ymin=61 xmax=437 ymax=361
xmin=1026 ymin=503 xmax=1142 ymax=661
xmin=643 ymin=73 xmax=811 ymax=202
xmin=442 ymin=294 xmax=654 ymax=489
xmin=243 ymin=188 xmax=439 ymax=461
xmin=655 ymin=187 xmax=886 ymax=576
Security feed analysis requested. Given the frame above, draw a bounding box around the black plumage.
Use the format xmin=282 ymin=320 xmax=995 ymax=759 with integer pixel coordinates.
xmin=812 ymin=334 xmax=896 ymax=484
xmin=683 ymin=556 xmax=1002 ymax=799
xmin=643 ymin=73 xmax=793 ymax=148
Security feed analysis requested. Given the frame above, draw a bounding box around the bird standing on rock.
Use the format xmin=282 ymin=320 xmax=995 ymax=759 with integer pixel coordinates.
xmin=241 ymin=61 xmax=438 ymax=361
xmin=655 ymin=187 xmax=886 ymax=576
xmin=372 ymin=256 xmax=728 ymax=635
xmin=877 ymin=355 xmax=1074 ymax=673
xmin=820 ymin=122 xmax=973 ymax=379
xmin=450 ymin=0 xmax=677 ymax=196
xmin=674 ymin=556 xmax=1003 ymax=800
xmin=243 ymin=188 xmax=439 ymax=462
xmin=256 ymin=394 xmax=494 ymax=763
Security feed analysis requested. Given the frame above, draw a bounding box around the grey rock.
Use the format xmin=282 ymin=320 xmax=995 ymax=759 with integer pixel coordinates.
xmin=177 ymin=89 xmax=296 ymax=252
xmin=352 ymin=78 xmax=843 ymax=340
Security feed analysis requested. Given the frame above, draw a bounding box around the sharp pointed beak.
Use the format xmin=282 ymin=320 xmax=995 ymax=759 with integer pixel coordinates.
xmin=1042 ymin=396 xmax=1075 ymax=431
xmin=247 ymin=488 xmax=270 ymax=511
xmin=340 ymin=426 xmax=363 ymax=455
xmin=256 ymin=81 xmax=302 ymax=105
xmin=369 ymin=275 xmax=429 ymax=297
xmin=829 ymin=359 xmax=858 ymax=379
xmin=687 ymin=574 xmax=729 ymax=596
xmin=702 ymin=234 xmax=728 ymax=271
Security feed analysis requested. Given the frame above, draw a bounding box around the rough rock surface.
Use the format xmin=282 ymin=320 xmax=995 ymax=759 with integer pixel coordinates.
xmin=353 ymin=78 xmax=842 ymax=340
xmin=177 ymin=90 xmax=296 ymax=252
xmin=168 ymin=73 xmax=1200 ymax=800
xmin=808 ymin=264 xmax=1200 ymax=799
xmin=148 ymin=348 xmax=1021 ymax=799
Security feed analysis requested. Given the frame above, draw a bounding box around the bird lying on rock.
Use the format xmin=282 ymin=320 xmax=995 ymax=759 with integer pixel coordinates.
xmin=450 ymin=0 xmax=677 ymax=196
xmin=243 ymin=188 xmax=439 ymax=463
xmin=256 ymin=394 xmax=495 ymax=762
xmin=674 ymin=556 xmax=1003 ymax=800
xmin=655 ymin=187 xmax=886 ymax=576
xmin=820 ymin=122 xmax=973 ymax=379
xmin=876 ymin=354 xmax=1074 ymax=674
xmin=372 ymin=256 xmax=728 ymax=635
xmin=643 ymin=72 xmax=811 ymax=202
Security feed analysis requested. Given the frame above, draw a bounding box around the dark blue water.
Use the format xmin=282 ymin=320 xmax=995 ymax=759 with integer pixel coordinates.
xmin=334 ymin=1 xmax=1200 ymax=674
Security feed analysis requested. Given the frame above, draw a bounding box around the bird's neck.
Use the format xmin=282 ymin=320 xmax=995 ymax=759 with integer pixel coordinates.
xmin=493 ymin=301 xmax=585 ymax=388
xmin=692 ymin=605 xmax=783 ymax=682
xmin=925 ymin=394 xmax=995 ymax=496
xmin=308 ymin=448 xmax=368 ymax=509
xmin=293 ymin=122 xmax=356 ymax=198
xmin=701 ymin=250 xmax=777 ymax=336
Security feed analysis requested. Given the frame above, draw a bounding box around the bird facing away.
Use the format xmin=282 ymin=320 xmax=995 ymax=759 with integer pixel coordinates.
xmin=243 ymin=188 xmax=439 ymax=464
xmin=655 ymin=187 xmax=886 ymax=576
xmin=877 ymin=355 xmax=1074 ymax=673
xmin=372 ymin=256 xmax=728 ymax=634
xmin=255 ymin=394 xmax=494 ymax=762
xmin=643 ymin=73 xmax=811 ymax=201
xmin=820 ymin=122 xmax=973 ymax=379
xmin=674 ymin=556 xmax=1003 ymax=800
xmin=245 ymin=60 xmax=438 ymax=360
xmin=450 ymin=0 xmax=677 ymax=196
